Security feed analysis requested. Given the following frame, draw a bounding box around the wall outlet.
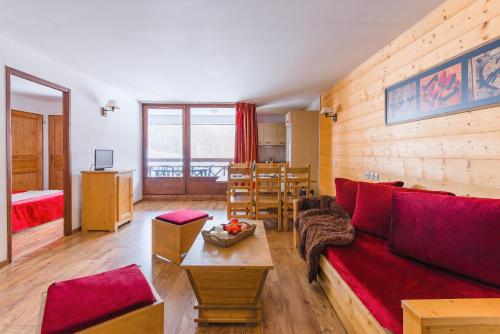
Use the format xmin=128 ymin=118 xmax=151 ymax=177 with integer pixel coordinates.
xmin=365 ymin=171 xmax=379 ymax=181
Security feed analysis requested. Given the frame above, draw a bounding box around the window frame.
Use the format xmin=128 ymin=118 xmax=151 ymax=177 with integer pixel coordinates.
xmin=142 ymin=103 xmax=236 ymax=196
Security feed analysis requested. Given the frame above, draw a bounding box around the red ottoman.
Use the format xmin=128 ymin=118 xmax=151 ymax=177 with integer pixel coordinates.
xmin=152 ymin=209 xmax=211 ymax=264
xmin=38 ymin=264 xmax=164 ymax=334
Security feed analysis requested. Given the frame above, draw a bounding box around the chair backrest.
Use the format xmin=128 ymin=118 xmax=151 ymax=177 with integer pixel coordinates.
xmin=284 ymin=164 xmax=311 ymax=198
xmin=255 ymin=166 xmax=281 ymax=200
xmin=230 ymin=162 xmax=250 ymax=168
xmin=254 ymin=162 xmax=276 ymax=169
xmin=227 ymin=166 xmax=253 ymax=194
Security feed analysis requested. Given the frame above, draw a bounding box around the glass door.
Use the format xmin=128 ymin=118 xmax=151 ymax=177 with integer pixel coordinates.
xmin=142 ymin=103 xmax=236 ymax=195
xmin=187 ymin=106 xmax=236 ymax=194
xmin=143 ymin=105 xmax=186 ymax=194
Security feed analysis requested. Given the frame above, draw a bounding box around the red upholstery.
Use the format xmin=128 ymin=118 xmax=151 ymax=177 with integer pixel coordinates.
xmin=41 ymin=264 xmax=156 ymax=334
xmin=389 ymin=192 xmax=500 ymax=287
xmin=12 ymin=192 xmax=64 ymax=233
xmin=352 ymin=182 xmax=454 ymax=239
xmin=334 ymin=178 xmax=404 ymax=216
xmin=325 ymin=232 xmax=500 ymax=334
xmin=155 ymin=209 xmax=208 ymax=225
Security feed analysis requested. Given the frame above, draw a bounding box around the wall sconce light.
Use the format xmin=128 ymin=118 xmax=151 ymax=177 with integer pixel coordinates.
xmin=320 ymin=107 xmax=337 ymax=122
xmin=101 ymin=100 xmax=120 ymax=117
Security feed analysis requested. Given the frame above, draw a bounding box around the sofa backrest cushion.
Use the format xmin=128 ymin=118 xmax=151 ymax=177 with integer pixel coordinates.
xmin=389 ymin=192 xmax=500 ymax=287
xmin=335 ymin=178 xmax=404 ymax=217
xmin=351 ymin=182 xmax=454 ymax=239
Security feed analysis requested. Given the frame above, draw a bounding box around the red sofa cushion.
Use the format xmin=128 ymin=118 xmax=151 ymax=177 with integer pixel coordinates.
xmin=325 ymin=232 xmax=500 ymax=334
xmin=335 ymin=178 xmax=404 ymax=217
xmin=352 ymin=182 xmax=454 ymax=239
xmin=155 ymin=209 xmax=208 ymax=225
xmin=389 ymin=192 xmax=500 ymax=287
xmin=41 ymin=264 xmax=156 ymax=334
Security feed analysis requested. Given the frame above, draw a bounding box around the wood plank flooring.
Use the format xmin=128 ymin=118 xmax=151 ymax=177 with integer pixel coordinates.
xmin=0 ymin=201 xmax=346 ymax=334
xmin=12 ymin=219 xmax=64 ymax=260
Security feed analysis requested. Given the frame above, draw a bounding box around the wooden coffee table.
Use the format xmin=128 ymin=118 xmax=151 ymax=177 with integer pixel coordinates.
xmin=181 ymin=220 xmax=274 ymax=325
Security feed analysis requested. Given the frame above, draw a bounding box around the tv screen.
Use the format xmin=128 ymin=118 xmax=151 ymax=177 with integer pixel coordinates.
xmin=95 ymin=149 xmax=113 ymax=170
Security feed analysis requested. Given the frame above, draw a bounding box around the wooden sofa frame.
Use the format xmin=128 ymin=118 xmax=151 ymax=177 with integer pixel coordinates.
xmin=293 ymin=200 xmax=500 ymax=334
xmin=37 ymin=283 xmax=164 ymax=334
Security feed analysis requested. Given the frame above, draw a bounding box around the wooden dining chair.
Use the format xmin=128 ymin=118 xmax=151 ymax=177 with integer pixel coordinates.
xmin=230 ymin=162 xmax=250 ymax=168
xmin=254 ymin=162 xmax=276 ymax=168
xmin=255 ymin=166 xmax=282 ymax=230
xmin=283 ymin=164 xmax=311 ymax=231
xmin=226 ymin=166 xmax=254 ymax=220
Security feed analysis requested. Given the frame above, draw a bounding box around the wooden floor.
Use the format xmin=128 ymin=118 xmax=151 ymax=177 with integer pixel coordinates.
xmin=0 ymin=201 xmax=346 ymax=334
xmin=12 ymin=219 xmax=64 ymax=260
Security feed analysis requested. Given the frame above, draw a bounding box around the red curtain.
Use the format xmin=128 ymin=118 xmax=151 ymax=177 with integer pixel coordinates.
xmin=234 ymin=102 xmax=258 ymax=163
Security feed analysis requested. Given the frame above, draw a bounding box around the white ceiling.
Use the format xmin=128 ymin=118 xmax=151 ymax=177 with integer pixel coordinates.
xmin=0 ymin=0 xmax=442 ymax=113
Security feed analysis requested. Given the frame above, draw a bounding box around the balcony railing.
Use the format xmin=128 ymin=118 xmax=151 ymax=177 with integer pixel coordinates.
xmin=147 ymin=158 xmax=230 ymax=178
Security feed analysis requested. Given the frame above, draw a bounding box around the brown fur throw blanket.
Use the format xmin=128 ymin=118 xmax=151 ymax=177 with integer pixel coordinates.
xmin=296 ymin=196 xmax=354 ymax=283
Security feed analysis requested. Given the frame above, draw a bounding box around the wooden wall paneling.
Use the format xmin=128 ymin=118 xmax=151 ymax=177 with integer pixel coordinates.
xmin=334 ymin=15 xmax=500 ymax=129
xmin=319 ymin=0 xmax=500 ymax=198
xmin=325 ymin=0 xmax=480 ymax=96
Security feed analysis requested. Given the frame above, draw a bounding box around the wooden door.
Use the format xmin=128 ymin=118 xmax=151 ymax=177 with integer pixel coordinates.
xmin=49 ymin=115 xmax=64 ymax=190
xmin=262 ymin=124 xmax=274 ymax=145
xmin=116 ymin=173 xmax=133 ymax=224
xmin=11 ymin=110 xmax=43 ymax=191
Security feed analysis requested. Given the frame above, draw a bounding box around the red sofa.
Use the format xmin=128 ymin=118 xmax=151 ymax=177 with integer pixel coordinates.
xmin=298 ymin=179 xmax=500 ymax=334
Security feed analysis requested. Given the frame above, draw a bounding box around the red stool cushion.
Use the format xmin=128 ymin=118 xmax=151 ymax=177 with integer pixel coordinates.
xmin=41 ymin=264 xmax=156 ymax=334
xmin=155 ymin=209 xmax=208 ymax=225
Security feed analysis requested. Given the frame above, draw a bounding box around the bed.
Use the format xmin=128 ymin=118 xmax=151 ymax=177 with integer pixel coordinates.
xmin=12 ymin=190 xmax=64 ymax=233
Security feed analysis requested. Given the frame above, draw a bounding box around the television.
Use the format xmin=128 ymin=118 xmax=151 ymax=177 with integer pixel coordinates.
xmin=94 ymin=149 xmax=113 ymax=170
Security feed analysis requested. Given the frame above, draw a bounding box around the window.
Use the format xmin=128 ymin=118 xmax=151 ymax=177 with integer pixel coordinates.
xmin=190 ymin=107 xmax=235 ymax=177
xmin=147 ymin=108 xmax=184 ymax=177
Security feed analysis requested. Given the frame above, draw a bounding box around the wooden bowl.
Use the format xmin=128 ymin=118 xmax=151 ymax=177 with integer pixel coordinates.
xmin=201 ymin=224 xmax=257 ymax=248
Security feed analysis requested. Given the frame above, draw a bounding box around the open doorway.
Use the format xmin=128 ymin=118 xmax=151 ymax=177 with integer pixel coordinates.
xmin=5 ymin=67 xmax=72 ymax=262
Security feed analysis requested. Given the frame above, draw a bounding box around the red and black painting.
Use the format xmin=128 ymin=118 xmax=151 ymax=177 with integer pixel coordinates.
xmin=420 ymin=63 xmax=462 ymax=111
xmin=385 ymin=38 xmax=500 ymax=125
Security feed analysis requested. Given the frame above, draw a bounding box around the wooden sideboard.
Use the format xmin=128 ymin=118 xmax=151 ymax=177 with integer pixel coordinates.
xmin=81 ymin=170 xmax=134 ymax=232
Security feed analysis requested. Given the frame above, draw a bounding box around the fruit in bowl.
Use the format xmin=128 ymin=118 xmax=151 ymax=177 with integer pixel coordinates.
xmin=223 ymin=219 xmax=250 ymax=235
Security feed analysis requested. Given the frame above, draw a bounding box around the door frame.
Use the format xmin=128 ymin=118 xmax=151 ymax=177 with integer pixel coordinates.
xmin=141 ymin=103 xmax=234 ymax=197
xmin=5 ymin=66 xmax=72 ymax=263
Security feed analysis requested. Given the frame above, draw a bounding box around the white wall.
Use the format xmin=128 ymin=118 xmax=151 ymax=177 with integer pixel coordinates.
xmin=10 ymin=93 xmax=63 ymax=189
xmin=0 ymin=35 xmax=142 ymax=262
xmin=306 ymin=97 xmax=320 ymax=111
xmin=256 ymin=113 xmax=286 ymax=123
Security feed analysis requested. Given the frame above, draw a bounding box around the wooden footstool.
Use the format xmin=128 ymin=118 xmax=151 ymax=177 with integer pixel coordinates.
xmin=37 ymin=264 xmax=164 ymax=334
xmin=152 ymin=209 xmax=211 ymax=264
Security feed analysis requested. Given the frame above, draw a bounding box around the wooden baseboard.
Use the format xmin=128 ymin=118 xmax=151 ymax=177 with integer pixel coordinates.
xmin=72 ymin=226 xmax=82 ymax=233
xmin=133 ymin=198 xmax=143 ymax=205
xmin=0 ymin=259 xmax=9 ymax=269
xmin=143 ymin=194 xmax=226 ymax=201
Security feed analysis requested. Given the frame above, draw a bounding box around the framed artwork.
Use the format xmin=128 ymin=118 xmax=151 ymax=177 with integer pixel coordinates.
xmin=385 ymin=38 xmax=500 ymax=125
